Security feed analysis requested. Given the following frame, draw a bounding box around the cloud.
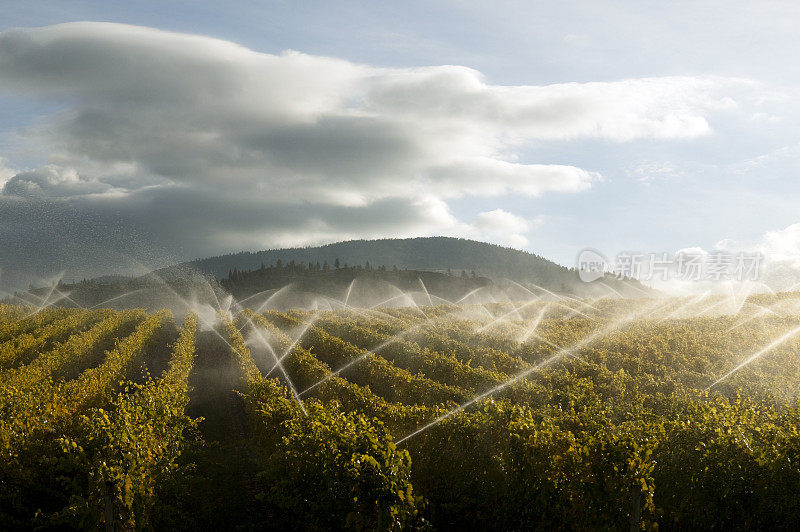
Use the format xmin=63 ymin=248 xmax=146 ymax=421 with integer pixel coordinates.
xmin=0 ymin=188 xmax=467 ymax=287
xmin=760 ymin=224 xmax=800 ymax=265
xmin=365 ymin=66 xmax=724 ymax=142
xmin=0 ymin=22 xmax=749 ymax=286
xmin=606 ymin=226 xmax=800 ymax=295
xmin=630 ymin=162 xmax=683 ymax=184
xmin=2 ymin=165 xmax=116 ymax=198
xmin=732 ymin=142 xmax=800 ymax=174
xmin=473 ymin=209 xmax=534 ymax=233
xmin=425 ymin=158 xmax=598 ymax=197
xmin=707 ymin=224 xmax=800 ymax=268
xmin=470 ymin=209 xmax=541 ymax=248
xmin=0 ymin=158 xmax=15 ymax=188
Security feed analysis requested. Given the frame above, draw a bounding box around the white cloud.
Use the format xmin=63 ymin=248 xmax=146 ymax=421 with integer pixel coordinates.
xmin=469 ymin=209 xmax=543 ymax=248
xmin=0 ymin=158 xmax=15 ymax=188
xmin=364 ymin=66 xmax=729 ymax=142
xmin=732 ymin=142 xmax=800 ymax=174
xmin=630 ymin=162 xmax=683 ymax=183
xmin=0 ymin=23 xmax=739 ymax=198
xmin=674 ymin=246 xmax=708 ymax=257
xmin=710 ymin=224 xmax=800 ymax=267
xmin=625 ymin=226 xmax=800 ymax=295
xmin=473 ymin=209 xmax=532 ymax=233
xmin=2 ymin=165 xmax=116 ymax=198
xmin=760 ymin=224 xmax=800 ymax=265
xmin=425 ymin=158 xmax=598 ymax=197
xmin=0 ymin=22 xmax=755 ymax=284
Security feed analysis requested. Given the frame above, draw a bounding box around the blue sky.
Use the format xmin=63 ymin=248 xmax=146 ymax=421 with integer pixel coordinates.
xmin=1 ymin=1 xmax=799 ymax=289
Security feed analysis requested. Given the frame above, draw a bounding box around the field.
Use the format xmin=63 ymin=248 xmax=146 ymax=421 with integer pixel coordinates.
xmin=2 ymin=294 xmax=800 ymax=530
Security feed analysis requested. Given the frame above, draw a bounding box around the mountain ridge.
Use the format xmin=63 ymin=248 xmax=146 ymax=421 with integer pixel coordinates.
xmin=161 ymin=237 xmax=565 ymax=279
xmin=158 ymin=237 xmax=646 ymax=297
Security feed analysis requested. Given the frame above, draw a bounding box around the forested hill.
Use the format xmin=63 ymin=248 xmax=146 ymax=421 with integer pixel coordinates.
xmin=164 ymin=238 xmax=565 ymax=283
xmin=160 ymin=237 xmax=645 ymax=296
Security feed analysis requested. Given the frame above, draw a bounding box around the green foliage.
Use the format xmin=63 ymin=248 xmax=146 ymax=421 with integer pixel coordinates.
xmin=259 ymin=401 xmax=424 ymax=530
xmin=4 ymin=298 xmax=800 ymax=530
xmin=57 ymin=377 xmax=198 ymax=530
xmin=0 ymin=310 xmax=199 ymax=530
xmin=252 ymin=300 xmax=800 ymax=530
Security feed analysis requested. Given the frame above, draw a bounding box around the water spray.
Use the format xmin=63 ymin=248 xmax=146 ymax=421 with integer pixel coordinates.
xmin=396 ymin=299 xmax=664 ymax=444
xmin=706 ymin=324 xmax=800 ymax=391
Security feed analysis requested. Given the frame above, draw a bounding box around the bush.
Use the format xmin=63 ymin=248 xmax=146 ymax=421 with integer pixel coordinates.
xmin=260 ymin=401 xmax=425 ymax=530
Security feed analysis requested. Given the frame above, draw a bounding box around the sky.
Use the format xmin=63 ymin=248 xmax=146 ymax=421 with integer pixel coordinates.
xmin=1 ymin=1 xmax=800 ymax=290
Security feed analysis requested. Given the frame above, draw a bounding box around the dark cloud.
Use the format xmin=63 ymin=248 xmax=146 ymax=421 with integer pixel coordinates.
xmin=0 ymin=22 xmax=742 ymax=288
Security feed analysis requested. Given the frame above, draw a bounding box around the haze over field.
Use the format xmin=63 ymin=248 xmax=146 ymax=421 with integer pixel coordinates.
xmin=6 ymin=4 xmax=800 ymax=530
xmin=1 ymin=1 xmax=800 ymax=292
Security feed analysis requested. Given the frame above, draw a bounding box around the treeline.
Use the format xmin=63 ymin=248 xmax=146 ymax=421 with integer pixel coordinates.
xmin=167 ymin=237 xmax=594 ymax=292
xmin=220 ymin=260 xmax=491 ymax=303
xmin=224 ymin=259 xmax=477 ymax=282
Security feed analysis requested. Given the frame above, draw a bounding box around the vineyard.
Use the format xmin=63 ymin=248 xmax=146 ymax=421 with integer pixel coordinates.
xmin=2 ymin=294 xmax=800 ymax=530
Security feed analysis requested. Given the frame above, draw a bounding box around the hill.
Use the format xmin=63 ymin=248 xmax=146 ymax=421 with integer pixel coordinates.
xmin=220 ymin=262 xmax=491 ymax=304
xmin=11 ymin=238 xmax=650 ymax=312
xmin=160 ymin=237 xmax=645 ymax=297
